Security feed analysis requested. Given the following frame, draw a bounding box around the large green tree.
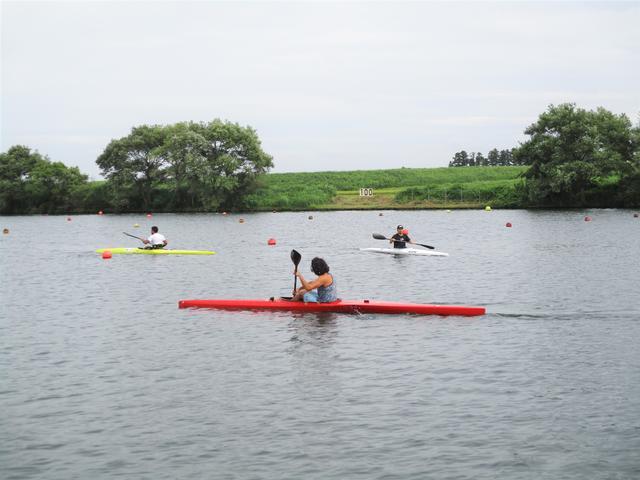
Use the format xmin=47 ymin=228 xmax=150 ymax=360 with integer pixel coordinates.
xmin=0 ymin=145 xmax=88 ymax=214
xmin=96 ymin=120 xmax=273 ymax=211
xmin=515 ymin=104 xmax=637 ymax=206
xmin=97 ymin=125 xmax=168 ymax=211
xmin=187 ymin=120 xmax=274 ymax=209
xmin=26 ymin=161 xmax=87 ymax=213
xmin=0 ymin=146 xmax=44 ymax=213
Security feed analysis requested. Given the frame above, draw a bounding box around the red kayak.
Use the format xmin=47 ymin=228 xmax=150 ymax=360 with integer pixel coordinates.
xmin=178 ymin=298 xmax=485 ymax=317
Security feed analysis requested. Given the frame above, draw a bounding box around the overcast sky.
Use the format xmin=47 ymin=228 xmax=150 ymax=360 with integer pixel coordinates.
xmin=1 ymin=1 xmax=639 ymax=178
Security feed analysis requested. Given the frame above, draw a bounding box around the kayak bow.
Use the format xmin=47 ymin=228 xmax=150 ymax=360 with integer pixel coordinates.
xmin=178 ymin=298 xmax=484 ymax=316
xmin=96 ymin=248 xmax=215 ymax=255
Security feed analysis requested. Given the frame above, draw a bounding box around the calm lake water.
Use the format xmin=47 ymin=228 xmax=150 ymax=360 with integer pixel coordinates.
xmin=1 ymin=210 xmax=639 ymax=479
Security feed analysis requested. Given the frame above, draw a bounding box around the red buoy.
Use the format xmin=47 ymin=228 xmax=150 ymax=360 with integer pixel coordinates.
xmin=584 ymin=216 xmax=592 ymax=222
xmin=267 ymin=238 xmax=276 ymax=246
xmin=506 ymin=222 xmax=512 ymax=228
xmin=402 ymin=229 xmax=409 ymax=235
xmin=102 ymin=250 xmax=112 ymax=259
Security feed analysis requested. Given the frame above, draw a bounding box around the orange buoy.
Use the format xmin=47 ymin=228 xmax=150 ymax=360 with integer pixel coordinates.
xmin=102 ymin=250 xmax=112 ymax=259
xmin=584 ymin=216 xmax=592 ymax=222
xmin=267 ymin=238 xmax=276 ymax=246
xmin=506 ymin=222 xmax=512 ymax=228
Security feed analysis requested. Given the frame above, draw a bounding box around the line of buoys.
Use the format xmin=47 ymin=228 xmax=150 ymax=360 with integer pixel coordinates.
xmin=267 ymin=238 xmax=276 ymax=246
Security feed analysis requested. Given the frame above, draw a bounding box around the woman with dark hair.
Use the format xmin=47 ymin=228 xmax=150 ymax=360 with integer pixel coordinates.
xmin=292 ymin=257 xmax=337 ymax=303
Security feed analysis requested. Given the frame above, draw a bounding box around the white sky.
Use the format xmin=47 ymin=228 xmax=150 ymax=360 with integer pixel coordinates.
xmin=1 ymin=0 xmax=639 ymax=179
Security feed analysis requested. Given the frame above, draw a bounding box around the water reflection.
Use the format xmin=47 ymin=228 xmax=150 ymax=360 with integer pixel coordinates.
xmin=286 ymin=312 xmax=339 ymax=348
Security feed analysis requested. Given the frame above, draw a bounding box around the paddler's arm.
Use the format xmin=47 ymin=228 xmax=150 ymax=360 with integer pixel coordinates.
xmin=295 ymin=272 xmax=325 ymax=291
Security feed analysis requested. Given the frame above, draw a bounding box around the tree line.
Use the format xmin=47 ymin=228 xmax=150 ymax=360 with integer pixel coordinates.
xmin=447 ymin=104 xmax=639 ymax=206
xmin=1 ymin=105 xmax=639 ymax=214
xmin=0 ymin=120 xmax=273 ymax=214
xmin=0 ymin=145 xmax=88 ymax=214
xmin=449 ymin=149 xmax=518 ymax=167
xmin=515 ymin=104 xmax=639 ymax=206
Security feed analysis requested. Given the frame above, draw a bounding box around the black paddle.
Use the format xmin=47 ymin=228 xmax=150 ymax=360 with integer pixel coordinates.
xmin=372 ymin=233 xmax=435 ymax=250
xmin=291 ymin=249 xmax=302 ymax=294
xmin=123 ymin=231 xmax=145 ymax=243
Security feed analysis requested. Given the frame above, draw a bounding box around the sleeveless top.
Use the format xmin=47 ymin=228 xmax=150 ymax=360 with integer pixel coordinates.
xmin=317 ymin=275 xmax=337 ymax=302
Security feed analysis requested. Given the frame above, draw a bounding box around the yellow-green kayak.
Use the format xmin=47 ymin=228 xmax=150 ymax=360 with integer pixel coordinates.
xmin=96 ymin=248 xmax=215 ymax=255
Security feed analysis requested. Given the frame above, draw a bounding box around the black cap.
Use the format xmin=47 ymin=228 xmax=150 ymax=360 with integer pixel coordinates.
xmin=397 ymin=225 xmax=404 ymax=229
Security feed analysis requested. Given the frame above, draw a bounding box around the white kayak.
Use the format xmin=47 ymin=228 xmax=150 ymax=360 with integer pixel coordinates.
xmin=360 ymin=247 xmax=449 ymax=257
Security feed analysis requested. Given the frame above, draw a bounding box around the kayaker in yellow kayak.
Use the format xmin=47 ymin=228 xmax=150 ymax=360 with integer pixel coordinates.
xmin=292 ymin=257 xmax=337 ymax=303
xmin=141 ymin=226 xmax=168 ymax=249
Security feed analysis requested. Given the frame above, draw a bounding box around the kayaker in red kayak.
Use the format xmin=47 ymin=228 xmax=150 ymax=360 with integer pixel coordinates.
xmin=390 ymin=225 xmax=413 ymax=249
xmin=141 ymin=226 xmax=168 ymax=249
xmin=292 ymin=257 xmax=337 ymax=303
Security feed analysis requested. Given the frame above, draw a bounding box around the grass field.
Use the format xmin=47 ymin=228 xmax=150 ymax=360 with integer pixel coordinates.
xmin=244 ymin=166 xmax=527 ymax=210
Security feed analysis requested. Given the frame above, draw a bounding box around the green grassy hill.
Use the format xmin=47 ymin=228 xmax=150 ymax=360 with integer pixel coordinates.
xmin=244 ymin=166 xmax=527 ymax=210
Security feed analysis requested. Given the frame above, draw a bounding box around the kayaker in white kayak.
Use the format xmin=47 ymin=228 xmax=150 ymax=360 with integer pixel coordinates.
xmin=141 ymin=226 xmax=168 ymax=249
xmin=292 ymin=257 xmax=337 ymax=303
xmin=390 ymin=225 xmax=413 ymax=249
